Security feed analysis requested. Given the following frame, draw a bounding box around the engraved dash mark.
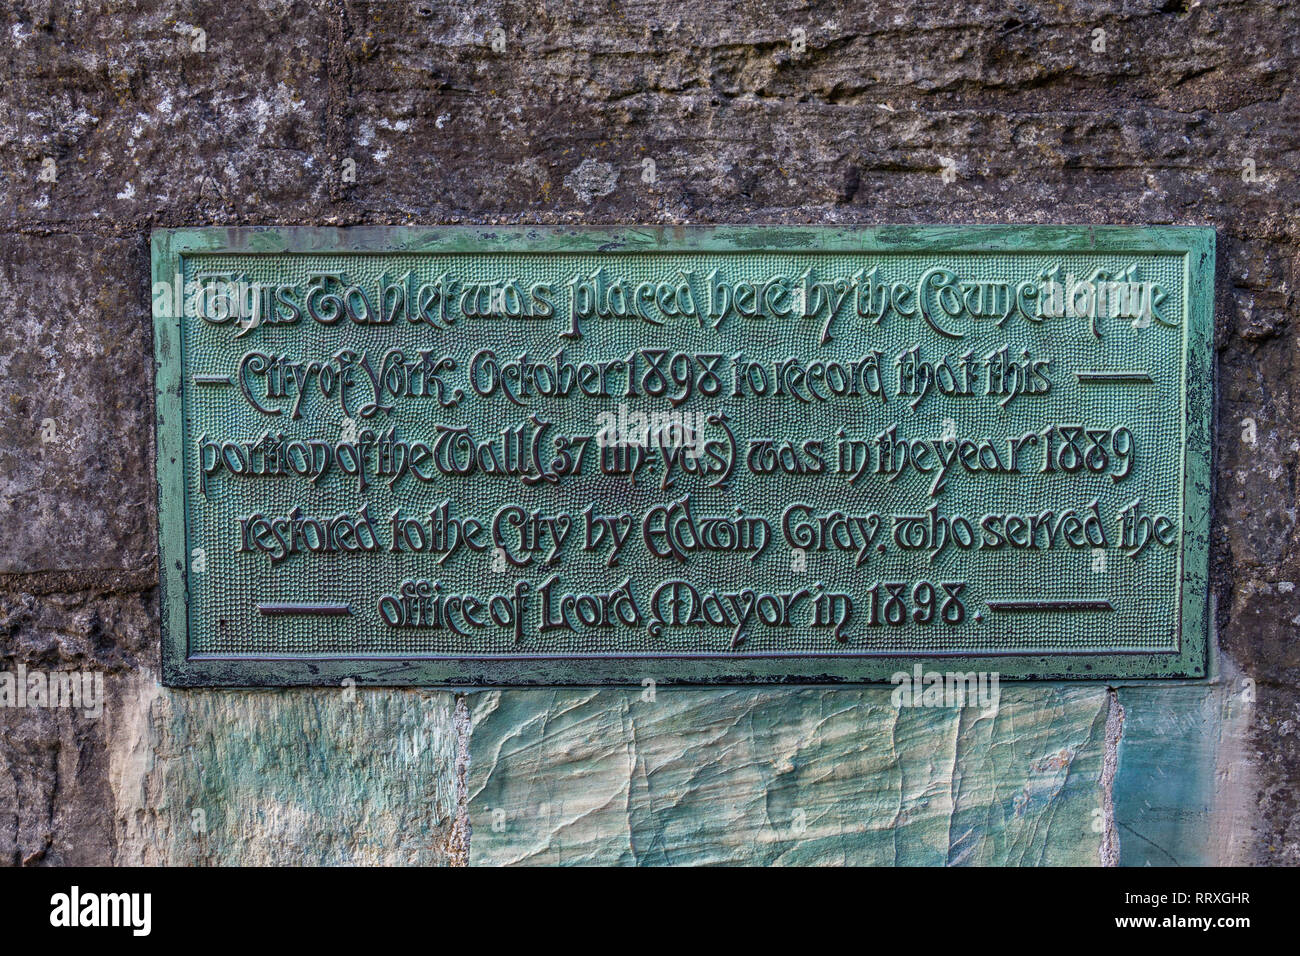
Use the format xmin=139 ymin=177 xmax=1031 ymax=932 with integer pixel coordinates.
xmin=1075 ymin=371 xmax=1152 ymax=385
xmin=257 ymin=602 xmax=352 ymax=616
xmin=986 ymin=599 xmax=1115 ymax=612
xmin=193 ymin=374 xmax=233 ymax=386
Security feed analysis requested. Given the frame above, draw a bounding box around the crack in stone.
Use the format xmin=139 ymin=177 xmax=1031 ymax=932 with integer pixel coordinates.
xmin=1099 ymin=687 xmax=1126 ymax=867
xmin=449 ymin=693 xmax=471 ymax=866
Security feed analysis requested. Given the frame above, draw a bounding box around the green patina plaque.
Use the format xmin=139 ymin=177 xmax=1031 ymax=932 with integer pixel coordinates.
xmin=152 ymin=226 xmax=1213 ymax=686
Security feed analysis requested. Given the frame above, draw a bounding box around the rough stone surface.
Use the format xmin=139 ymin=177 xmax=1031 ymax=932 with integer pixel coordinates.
xmin=0 ymin=235 xmax=154 ymax=574
xmin=468 ymin=687 xmax=1112 ymax=865
xmin=1 ymin=0 xmax=1297 ymax=865
xmin=0 ymin=584 xmax=153 ymax=865
xmin=107 ymin=676 xmax=462 ymax=866
xmin=1114 ymin=678 xmax=1256 ymax=866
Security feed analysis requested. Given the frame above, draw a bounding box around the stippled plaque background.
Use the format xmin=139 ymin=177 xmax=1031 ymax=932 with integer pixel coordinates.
xmin=152 ymin=226 xmax=1212 ymax=685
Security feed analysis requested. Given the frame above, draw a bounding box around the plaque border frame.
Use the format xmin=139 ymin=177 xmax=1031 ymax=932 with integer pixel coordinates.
xmin=152 ymin=225 xmax=1214 ymax=686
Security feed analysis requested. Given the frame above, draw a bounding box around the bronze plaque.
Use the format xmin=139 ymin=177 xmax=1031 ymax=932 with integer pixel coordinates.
xmin=152 ymin=226 xmax=1213 ymax=684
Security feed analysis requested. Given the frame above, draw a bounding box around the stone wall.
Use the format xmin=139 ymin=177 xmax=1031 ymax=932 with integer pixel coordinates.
xmin=1 ymin=0 xmax=1294 ymax=865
